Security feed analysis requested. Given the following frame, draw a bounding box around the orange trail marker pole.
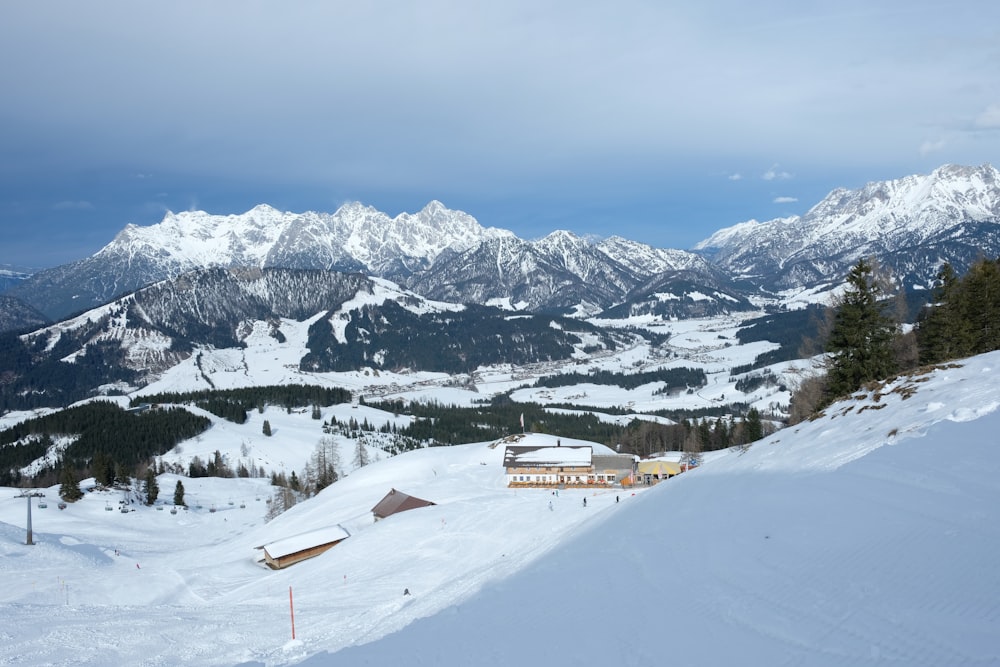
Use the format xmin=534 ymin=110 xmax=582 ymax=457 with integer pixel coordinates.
xmin=289 ymin=586 xmax=296 ymax=640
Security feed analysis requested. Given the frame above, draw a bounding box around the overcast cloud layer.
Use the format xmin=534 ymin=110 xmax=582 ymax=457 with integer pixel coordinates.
xmin=2 ymin=1 xmax=999 ymax=267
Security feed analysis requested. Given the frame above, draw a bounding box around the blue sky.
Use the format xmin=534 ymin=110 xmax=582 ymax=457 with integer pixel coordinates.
xmin=1 ymin=1 xmax=998 ymax=269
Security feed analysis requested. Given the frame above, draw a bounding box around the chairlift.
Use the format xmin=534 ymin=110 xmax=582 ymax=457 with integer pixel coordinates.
xmin=105 ymin=502 xmax=113 ymax=512
xmin=170 ymin=507 xmax=177 ymax=515
xmin=156 ymin=505 xmax=164 ymax=511
xmin=58 ymin=502 xmax=67 ymax=510
xmin=240 ymin=501 xmax=246 ymax=508
xmin=37 ymin=500 xmax=48 ymax=509
xmin=120 ymin=507 xmax=129 ymax=514
xmin=209 ymin=506 xmax=217 ymax=513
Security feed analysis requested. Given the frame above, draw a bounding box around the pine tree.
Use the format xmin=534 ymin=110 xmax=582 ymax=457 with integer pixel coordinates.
xmin=962 ymin=258 xmax=1000 ymax=354
xmin=743 ymin=407 xmax=764 ymax=444
xmin=917 ymin=263 xmax=968 ymax=364
xmin=143 ymin=468 xmax=160 ymax=505
xmin=824 ymin=258 xmax=899 ymax=401
xmin=58 ymin=465 xmax=84 ymax=502
xmin=262 ymin=419 xmax=272 ymax=437
xmin=92 ymin=450 xmax=114 ymax=488
xmin=173 ymin=479 xmax=186 ymax=506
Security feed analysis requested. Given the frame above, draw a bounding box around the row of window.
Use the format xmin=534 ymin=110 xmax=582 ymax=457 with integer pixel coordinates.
xmin=510 ymin=474 xmax=617 ymax=483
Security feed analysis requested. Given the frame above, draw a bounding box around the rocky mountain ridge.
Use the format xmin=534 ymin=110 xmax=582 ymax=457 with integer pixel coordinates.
xmin=3 ymin=163 xmax=1000 ymax=327
xmin=695 ymin=163 xmax=1000 ymax=291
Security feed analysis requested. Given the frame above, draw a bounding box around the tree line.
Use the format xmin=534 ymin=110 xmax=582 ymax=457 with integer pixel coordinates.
xmin=790 ymin=257 xmax=1000 ymax=421
xmin=534 ymin=366 xmax=706 ymax=392
xmin=0 ymin=401 xmax=211 ymax=487
xmin=133 ymin=384 xmax=352 ymax=423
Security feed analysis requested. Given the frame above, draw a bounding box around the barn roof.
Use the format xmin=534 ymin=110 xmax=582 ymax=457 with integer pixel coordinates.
xmin=263 ymin=524 xmax=351 ymax=560
xmin=371 ymin=488 xmax=436 ymax=520
xmin=503 ymin=445 xmax=592 ymax=468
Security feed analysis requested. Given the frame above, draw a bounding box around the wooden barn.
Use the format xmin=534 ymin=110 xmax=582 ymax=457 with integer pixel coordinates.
xmin=261 ymin=524 xmax=351 ymax=570
xmin=371 ymin=488 xmax=436 ymax=521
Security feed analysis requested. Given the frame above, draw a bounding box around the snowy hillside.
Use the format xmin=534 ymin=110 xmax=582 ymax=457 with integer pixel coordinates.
xmin=2 ymin=351 xmax=999 ymax=665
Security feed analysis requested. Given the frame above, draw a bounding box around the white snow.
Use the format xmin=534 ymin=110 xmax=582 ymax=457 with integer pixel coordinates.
xmin=2 ymin=351 xmax=1000 ymax=665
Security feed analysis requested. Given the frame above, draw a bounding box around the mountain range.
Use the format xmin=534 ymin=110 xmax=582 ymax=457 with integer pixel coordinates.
xmin=0 ymin=163 xmax=998 ymax=411
xmin=5 ymin=164 xmax=999 ymax=327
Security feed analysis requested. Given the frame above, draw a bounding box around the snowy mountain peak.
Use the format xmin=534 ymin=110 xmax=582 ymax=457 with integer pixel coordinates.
xmin=692 ymin=163 xmax=1000 ymax=290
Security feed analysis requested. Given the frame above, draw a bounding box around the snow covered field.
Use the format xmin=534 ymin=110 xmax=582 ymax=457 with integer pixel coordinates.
xmin=2 ymin=351 xmax=999 ymax=665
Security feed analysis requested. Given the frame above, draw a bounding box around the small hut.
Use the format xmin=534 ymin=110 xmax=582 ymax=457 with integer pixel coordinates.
xmin=371 ymin=488 xmax=435 ymax=521
xmin=261 ymin=524 xmax=351 ymax=570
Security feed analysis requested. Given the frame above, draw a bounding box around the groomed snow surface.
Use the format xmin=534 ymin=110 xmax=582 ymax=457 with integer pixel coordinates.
xmin=3 ymin=353 xmax=1000 ymax=666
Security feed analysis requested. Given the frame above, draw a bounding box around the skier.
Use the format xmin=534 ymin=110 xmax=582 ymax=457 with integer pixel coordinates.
xmin=403 ymin=588 xmax=411 ymax=596
xmin=548 ymin=501 xmax=553 ymax=511
xmin=582 ymin=497 xmax=587 ymax=508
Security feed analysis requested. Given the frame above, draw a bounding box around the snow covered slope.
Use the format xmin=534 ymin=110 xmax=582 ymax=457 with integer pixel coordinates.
xmin=2 ymin=352 xmax=999 ymax=666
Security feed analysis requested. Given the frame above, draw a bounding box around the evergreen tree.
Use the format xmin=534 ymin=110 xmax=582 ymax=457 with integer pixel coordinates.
xmin=743 ymin=407 xmax=764 ymax=444
xmin=824 ymin=258 xmax=899 ymax=401
xmin=917 ymin=263 xmax=969 ymax=364
xmin=58 ymin=465 xmax=84 ymax=502
xmin=173 ymin=479 xmax=186 ymax=506
xmin=143 ymin=468 xmax=159 ymax=505
xmin=189 ymin=456 xmax=206 ymax=478
xmin=962 ymin=258 xmax=1000 ymax=354
xmin=114 ymin=462 xmax=131 ymax=487
xmin=262 ymin=419 xmax=272 ymax=436
xmin=91 ymin=450 xmax=114 ymax=487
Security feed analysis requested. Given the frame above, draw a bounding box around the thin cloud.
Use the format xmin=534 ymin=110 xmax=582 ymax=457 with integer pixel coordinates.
xmin=920 ymin=138 xmax=947 ymax=155
xmin=762 ymin=165 xmax=793 ymax=181
xmin=773 ymin=196 xmax=798 ymax=204
xmin=728 ymin=173 xmax=743 ymax=181
xmin=975 ymin=105 xmax=1000 ymax=129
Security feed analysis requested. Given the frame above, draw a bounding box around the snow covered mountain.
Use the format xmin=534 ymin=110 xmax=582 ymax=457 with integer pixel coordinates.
xmin=6 ymin=201 xmax=515 ymax=320
xmin=6 ymin=163 xmax=1000 ymax=323
xmin=5 ymin=267 xmax=628 ymax=407
xmin=696 ymin=163 xmax=1000 ymax=292
xmin=6 ymin=203 xmax=714 ymax=321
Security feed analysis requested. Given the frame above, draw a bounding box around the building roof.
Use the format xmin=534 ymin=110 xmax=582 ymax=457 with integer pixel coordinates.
xmin=263 ymin=524 xmax=351 ymax=560
xmin=371 ymin=488 xmax=436 ymax=520
xmin=503 ymin=445 xmax=593 ymax=468
xmin=592 ymin=454 xmax=636 ymax=472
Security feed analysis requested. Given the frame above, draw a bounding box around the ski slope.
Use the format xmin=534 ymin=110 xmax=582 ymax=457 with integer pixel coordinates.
xmin=2 ymin=352 xmax=999 ymax=665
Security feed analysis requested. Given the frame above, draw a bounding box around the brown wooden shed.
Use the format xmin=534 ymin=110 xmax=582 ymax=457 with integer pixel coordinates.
xmin=261 ymin=524 xmax=351 ymax=570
